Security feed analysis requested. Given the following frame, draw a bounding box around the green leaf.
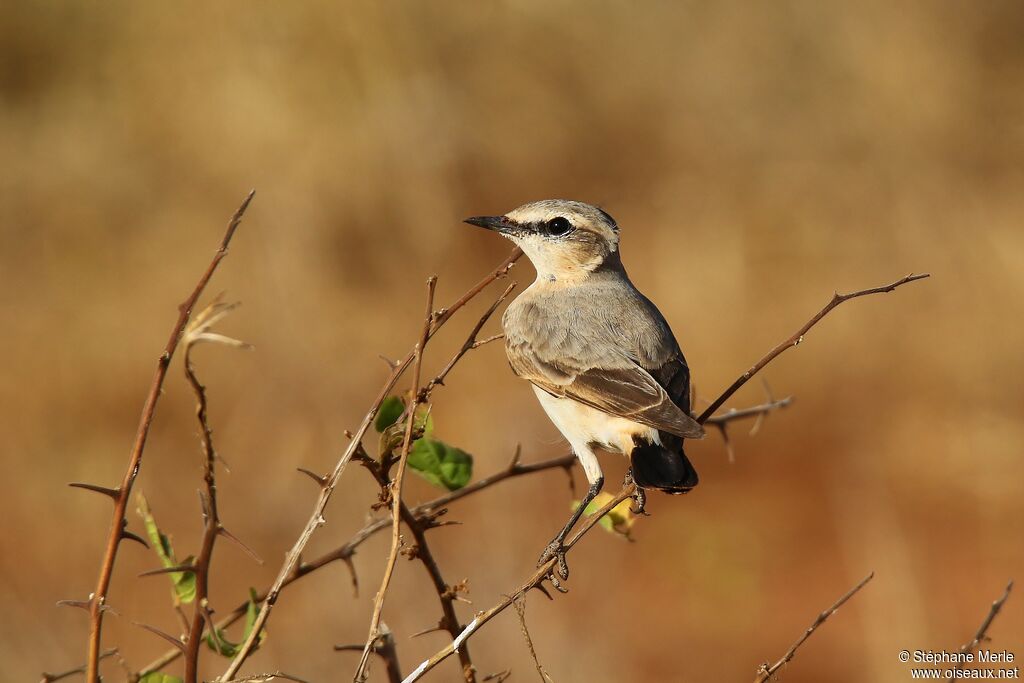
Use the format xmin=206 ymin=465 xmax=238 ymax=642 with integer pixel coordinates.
xmin=139 ymin=673 xmax=183 ymax=683
xmin=408 ymin=438 xmax=473 ymax=491
xmin=243 ymin=588 xmax=266 ymax=646
xmin=205 ymin=588 xmax=265 ymax=657
xmin=136 ymin=494 xmax=196 ymax=605
xmin=375 ymin=396 xmax=405 ymax=433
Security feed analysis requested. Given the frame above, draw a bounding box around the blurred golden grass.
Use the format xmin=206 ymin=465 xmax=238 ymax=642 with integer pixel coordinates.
xmin=3 ymin=2 xmax=1023 ymax=681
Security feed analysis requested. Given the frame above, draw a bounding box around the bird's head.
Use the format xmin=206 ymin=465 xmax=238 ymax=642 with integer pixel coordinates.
xmin=465 ymin=199 xmax=620 ymax=284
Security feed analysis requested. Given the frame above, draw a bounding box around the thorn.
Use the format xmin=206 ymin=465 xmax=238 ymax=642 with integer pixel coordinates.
xmin=219 ymin=526 xmax=264 ymax=564
xmin=507 ymin=444 xmax=523 ymax=470
xmin=296 ymin=467 xmax=328 ymax=488
xmin=532 ymin=584 xmax=555 ymax=602
xmin=68 ymin=482 xmax=121 ymax=500
xmin=58 ymin=599 xmax=118 ymax=616
xmin=198 ymin=490 xmax=211 ymax=521
xmin=716 ymin=424 xmax=735 ymax=464
xmin=410 ymin=623 xmax=446 ymax=639
xmin=561 ymin=459 xmax=577 ymax=495
xmin=121 ymin=529 xmax=150 ymax=549
xmin=133 ymin=622 xmax=186 ymax=651
xmin=341 ymin=554 xmax=359 ymax=598
xmin=426 ymin=519 xmax=462 ymax=530
xmin=138 ymin=564 xmax=196 ymax=578
xmin=378 ymin=355 xmax=400 ymax=370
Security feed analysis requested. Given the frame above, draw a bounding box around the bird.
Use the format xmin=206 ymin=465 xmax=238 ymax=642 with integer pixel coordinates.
xmin=465 ymin=199 xmax=704 ymax=588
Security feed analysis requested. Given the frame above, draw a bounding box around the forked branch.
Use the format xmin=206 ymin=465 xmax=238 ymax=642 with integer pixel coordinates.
xmin=75 ymin=191 xmax=254 ymax=683
xmin=697 ymin=273 xmax=929 ymax=423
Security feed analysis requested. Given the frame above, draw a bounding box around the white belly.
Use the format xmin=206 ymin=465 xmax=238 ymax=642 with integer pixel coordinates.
xmin=532 ymin=385 xmax=660 ymax=456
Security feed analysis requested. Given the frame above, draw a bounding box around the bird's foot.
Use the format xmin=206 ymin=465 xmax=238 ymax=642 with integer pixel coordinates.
xmin=623 ymin=468 xmax=649 ymax=516
xmin=537 ymin=539 xmax=570 ymax=593
xmin=630 ymin=486 xmax=648 ymax=516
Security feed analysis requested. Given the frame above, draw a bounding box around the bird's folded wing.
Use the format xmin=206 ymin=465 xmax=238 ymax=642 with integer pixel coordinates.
xmin=507 ymin=345 xmax=705 ymax=439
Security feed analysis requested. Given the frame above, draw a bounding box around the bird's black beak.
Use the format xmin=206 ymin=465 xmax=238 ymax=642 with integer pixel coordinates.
xmin=464 ymin=215 xmax=515 ymax=234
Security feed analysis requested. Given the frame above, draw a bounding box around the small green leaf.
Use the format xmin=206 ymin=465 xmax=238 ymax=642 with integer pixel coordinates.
xmin=139 ymin=673 xmax=183 ymax=683
xmin=408 ymin=438 xmax=473 ymax=491
xmin=205 ymin=588 xmax=265 ymax=657
xmin=136 ymin=494 xmax=196 ymax=605
xmin=375 ymin=396 xmax=405 ymax=433
xmin=243 ymin=588 xmax=266 ymax=647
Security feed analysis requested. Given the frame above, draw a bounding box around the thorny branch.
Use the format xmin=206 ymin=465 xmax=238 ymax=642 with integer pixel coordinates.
xmin=425 ymin=282 xmax=516 ymax=393
xmin=336 ymin=623 xmax=402 ymax=683
xmin=955 ymin=581 xmax=1014 ymax=671
xmin=697 ymin=272 xmax=929 ymax=423
xmin=352 ymin=441 xmax=476 ymax=682
xmin=401 ymin=484 xmax=639 ymax=683
xmin=218 ymin=248 xmax=522 ymax=681
xmin=40 ymin=649 xmax=118 ymax=683
xmin=181 ymin=301 xmax=257 ymax=683
xmin=137 ymin=451 xmax=577 ymax=678
xmin=753 ymin=572 xmax=875 ymax=682
xmin=355 ymin=277 xmax=438 ymax=682
xmin=67 ymin=191 xmax=254 ymax=683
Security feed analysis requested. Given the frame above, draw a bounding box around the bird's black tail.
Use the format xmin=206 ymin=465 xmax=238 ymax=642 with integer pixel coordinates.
xmin=630 ymin=435 xmax=698 ymax=494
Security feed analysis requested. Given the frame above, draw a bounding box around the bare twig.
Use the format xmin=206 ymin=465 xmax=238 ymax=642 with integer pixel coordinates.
xmin=425 ymin=282 xmax=516 ymax=393
xmin=513 ymin=596 xmax=553 ymax=682
xmin=697 ymin=273 xmax=929 ymax=423
xmin=355 ymin=277 xmax=438 ymax=681
xmin=71 ymin=191 xmax=254 ymax=683
xmin=401 ymin=484 xmax=638 ymax=683
xmin=703 ymin=397 xmax=792 ymax=426
xmin=218 ymin=249 xmax=522 ymax=681
xmin=40 ymin=649 xmax=118 ymax=683
xmin=955 ymin=581 xmax=1014 ymax=671
xmin=220 ymin=672 xmax=310 ymax=683
xmin=337 ymin=623 xmax=402 ymax=683
xmin=753 ymin=572 xmax=874 ymax=682
xmin=181 ymin=301 xmax=253 ymax=683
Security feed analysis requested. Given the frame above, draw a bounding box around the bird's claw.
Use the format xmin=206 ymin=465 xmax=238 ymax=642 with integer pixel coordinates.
xmin=630 ymin=485 xmax=649 ymax=516
xmin=538 ymin=540 xmax=570 ymax=592
xmin=624 ymin=469 xmax=649 ymax=515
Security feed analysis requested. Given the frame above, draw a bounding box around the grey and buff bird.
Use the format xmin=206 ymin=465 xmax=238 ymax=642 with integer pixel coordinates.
xmin=465 ymin=200 xmax=704 ymax=588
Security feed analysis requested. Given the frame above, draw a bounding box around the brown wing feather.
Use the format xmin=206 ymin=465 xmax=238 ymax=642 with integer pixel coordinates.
xmin=507 ymin=343 xmax=704 ymax=439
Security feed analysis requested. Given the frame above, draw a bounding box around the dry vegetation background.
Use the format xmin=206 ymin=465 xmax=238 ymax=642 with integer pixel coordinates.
xmin=2 ymin=2 xmax=1023 ymax=682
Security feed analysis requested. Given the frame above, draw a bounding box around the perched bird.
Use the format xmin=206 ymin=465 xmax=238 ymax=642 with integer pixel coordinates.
xmin=465 ymin=200 xmax=704 ymax=587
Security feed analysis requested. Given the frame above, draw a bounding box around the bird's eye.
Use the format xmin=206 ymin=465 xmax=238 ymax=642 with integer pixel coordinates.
xmin=546 ymin=216 xmax=572 ymax=236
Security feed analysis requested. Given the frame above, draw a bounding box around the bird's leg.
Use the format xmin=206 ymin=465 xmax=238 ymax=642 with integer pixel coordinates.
xmin=623 ymin=468 xmax=648 ymax=515
xmin=538 ymin=476 xmax=603 ymax=591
